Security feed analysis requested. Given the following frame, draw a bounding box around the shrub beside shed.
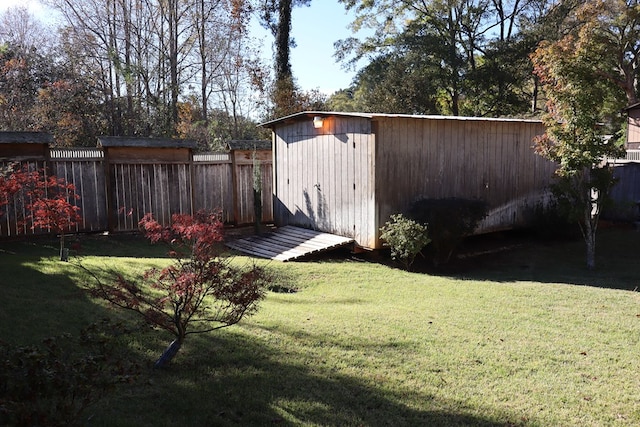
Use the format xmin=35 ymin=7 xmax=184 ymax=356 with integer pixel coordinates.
xmin=261 ymin=112 xmax=557 ymax=250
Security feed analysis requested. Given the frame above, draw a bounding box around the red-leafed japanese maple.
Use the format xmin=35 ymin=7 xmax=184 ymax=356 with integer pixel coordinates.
xmin=0 ymin=164 xmax=81 ymax=260
xmin=88 ymin=211 xmax=269 ymax=368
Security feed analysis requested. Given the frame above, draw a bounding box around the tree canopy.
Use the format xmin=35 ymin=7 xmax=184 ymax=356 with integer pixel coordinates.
xmin=1 ymin=1 xmax=638 ymax=145
xmin=530 ymin=0 xmax=631 ymax=270
xmin=330 ymin=0 xmax=639 ymax=118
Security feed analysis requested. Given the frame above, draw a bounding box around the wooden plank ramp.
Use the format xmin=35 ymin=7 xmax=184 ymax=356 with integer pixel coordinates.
xmin=226 ymin=225 xmax=354 ymax=261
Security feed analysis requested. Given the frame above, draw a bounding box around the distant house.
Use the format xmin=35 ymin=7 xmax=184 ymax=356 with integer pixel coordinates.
xmin=625 ymin=103 xmax=640 ymax=150
xmin=261 ymin=112 xmax=557 ymax=250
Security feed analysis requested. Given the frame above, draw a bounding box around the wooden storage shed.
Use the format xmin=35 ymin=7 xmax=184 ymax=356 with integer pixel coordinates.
xmin=0 ymin=132 xmax=53 ymax=162
xmin=261 ymin=112 xmax=557 ymax=250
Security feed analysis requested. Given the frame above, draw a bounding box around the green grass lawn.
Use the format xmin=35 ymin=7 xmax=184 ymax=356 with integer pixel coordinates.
xmin=1 ymin=228 xmax=639 ymax=426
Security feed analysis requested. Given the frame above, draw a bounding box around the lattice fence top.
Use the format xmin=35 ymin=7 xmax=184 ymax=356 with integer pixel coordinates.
xmin=49 ymin=148 xmax=104 ymax=160
xmin=193 ymin=153 xmax=230 ymax=162
xmin=48 ymin=148 xmax=232 ymax=163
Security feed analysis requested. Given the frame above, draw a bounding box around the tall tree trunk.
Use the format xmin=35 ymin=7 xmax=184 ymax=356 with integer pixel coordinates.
xmin=583 ymin=207 xmax=596 ymax=270
xmin=168 ymin=0 xmax=179 ymax=134
xmin=122 ymin=0 xmax=135 ymax=135
xmin=275 ymin=0 xmax=293 ymax=83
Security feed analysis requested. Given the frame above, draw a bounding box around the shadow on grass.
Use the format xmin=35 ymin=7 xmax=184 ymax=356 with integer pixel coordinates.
xmin=302 ymin=226 xmax=640 ymax=292
xmin=0 ymin=233 xmax=170 ymax=259
xmin=91 ymin=330 xmax=528 ymax=427
xmin=423 ymin=226 xmax=640 ymax=291
xmin=0 ymin=248 xmax=120 ymax=345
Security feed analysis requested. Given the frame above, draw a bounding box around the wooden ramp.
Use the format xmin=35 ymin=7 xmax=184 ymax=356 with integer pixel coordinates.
xmin=226 ymin=226 xmax=354 ymax=261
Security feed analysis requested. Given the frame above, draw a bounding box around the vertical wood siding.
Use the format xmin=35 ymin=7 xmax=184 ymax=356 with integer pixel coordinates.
xmin=273 ymin=116 xmax=376 ymax=247
xmin=192 ymin=161 xmax=234 ymax=223
xmin=272 ymin=115 xmax=558 ymax=249
xmin=374 ymin=117 xmax=557 ymax=240
xmin=628 ymin=107 xmax=640 ymax=149
xmin=231 ymin=163 xmax=274 ymax=224
xmin=109 ymin=162 xmax=193 ymax=232
xmin=50 ymin=158 xmax=107 ymax=232
xmin=607 ymin=163 xmax=640 ymax=220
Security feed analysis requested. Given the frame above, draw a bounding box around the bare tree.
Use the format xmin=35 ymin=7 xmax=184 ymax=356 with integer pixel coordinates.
xmin=0 ymin=6 xmax=54 ymax=52
xmin=47 ymin=0 xmax=261 ymax=138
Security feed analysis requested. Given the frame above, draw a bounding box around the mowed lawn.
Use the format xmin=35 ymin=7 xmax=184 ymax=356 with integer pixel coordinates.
xmin=1 ymin=228 xmax=639 ymax=426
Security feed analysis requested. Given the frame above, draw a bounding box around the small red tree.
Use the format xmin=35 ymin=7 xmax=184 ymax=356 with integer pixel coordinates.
xmin=0 ymin=164 xmax=81 ymax=260
xmin=86 ymin=211 xmax=269 ymax=368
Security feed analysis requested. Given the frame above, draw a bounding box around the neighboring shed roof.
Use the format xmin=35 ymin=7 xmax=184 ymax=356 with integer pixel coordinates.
xmin=227 ymin=140 xmax=271 ymax=151
xmin=259 ymin=111 xmax=543 ymax=128
xmin=97 ymin=136 xmax=197 ymax=148
xmin=0 ymin=132 xmax=54 ymax=144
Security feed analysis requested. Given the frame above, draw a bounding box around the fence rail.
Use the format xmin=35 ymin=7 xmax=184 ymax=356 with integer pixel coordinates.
xmin=1 ymin=147 xmax=272 ymax=238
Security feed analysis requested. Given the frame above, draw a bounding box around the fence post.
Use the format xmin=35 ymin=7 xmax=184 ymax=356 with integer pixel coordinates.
xmin=101 ymin=144 xmax=116 ymax=233
xmin=230 ymin=148 xmax=240 ymax=225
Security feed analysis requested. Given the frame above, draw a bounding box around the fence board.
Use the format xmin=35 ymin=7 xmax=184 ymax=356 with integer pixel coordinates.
xmin=606 ymin=162 xmax=640 ymax=221
xmin=50 ymin=159 xmax=107 ymax=232
xmin=1 ymin=148 xmax=273 ymax=238
xmin=193 ymin=162 xmax=234 ymax=222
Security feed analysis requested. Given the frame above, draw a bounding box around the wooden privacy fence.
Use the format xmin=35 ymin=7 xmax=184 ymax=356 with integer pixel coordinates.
xmin=1 ymin=137 xmax=272 ymax=238
xmin=605 ymin=161 xmax=640 ymax=221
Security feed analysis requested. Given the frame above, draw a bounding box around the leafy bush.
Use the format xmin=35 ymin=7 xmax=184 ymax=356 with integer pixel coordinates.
xmin=379 ymin=213 xmax=431 ymax=270
xmin=0 ymin=319 xmax=138 ymax=426
xmin=408 ymin=198 xmax=488 ymax=265
xmin=527 ymin=198 xmax=578 ymax=240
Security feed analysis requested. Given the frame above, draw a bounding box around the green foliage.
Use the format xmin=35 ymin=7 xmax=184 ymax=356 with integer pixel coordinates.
xmin=337 ymin=52 xmax=440 ymax=114
xmin=408 ymin=198 xmax=488 ymax=266
xmin=336 ymin=0 xmax=555 ymax=116
xmin=379 ymin=213 xmax=431 ymax=270
xmin=530 ymin=2 xmax=632 ymax=269
xmin=0 ymin=319 xmax=138 ymax=426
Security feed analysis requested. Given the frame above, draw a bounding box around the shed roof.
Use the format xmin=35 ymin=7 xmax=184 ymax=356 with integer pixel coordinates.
xmin=0 ymin=132 xmax=54 ymax=144
xmin=227 ymin=140 xmax=271 ymax=151
xmin=259 ymin=111 xmax=543 ymax=128
xmin=97 ymin=136 xmax=197 ymax=148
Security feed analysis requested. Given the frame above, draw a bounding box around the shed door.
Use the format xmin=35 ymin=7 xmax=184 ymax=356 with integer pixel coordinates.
xmin=273 ymin=117 xmax=375 ymax=247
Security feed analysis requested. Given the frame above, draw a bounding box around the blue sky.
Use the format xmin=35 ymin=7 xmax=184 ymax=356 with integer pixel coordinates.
xmin=1 ymin=0 xmax=362 ymax=95
xmin=288 ymin=1 xmax=361 ymax=94
xmin=250 ymin=1 xmax=363 ymax=95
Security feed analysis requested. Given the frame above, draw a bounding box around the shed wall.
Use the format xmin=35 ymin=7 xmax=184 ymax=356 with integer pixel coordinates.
xmin=273 ymin=116 xmax=377 ymax=247
xmin=374 ymin=117 xmax=556 ymax=244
